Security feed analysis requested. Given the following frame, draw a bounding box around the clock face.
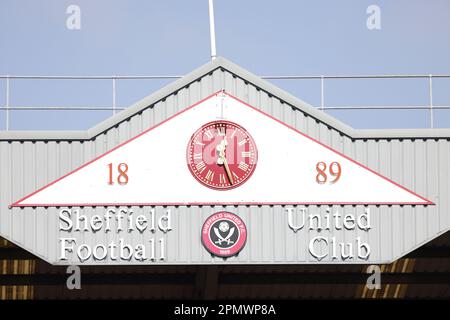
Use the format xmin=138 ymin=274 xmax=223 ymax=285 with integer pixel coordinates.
xmin=187 ymin=120 xmax=258 ymax=190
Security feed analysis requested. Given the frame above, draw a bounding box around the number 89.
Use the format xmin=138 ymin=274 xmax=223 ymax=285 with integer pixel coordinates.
xmin=316 ymin=161 xmax=341 ymax=184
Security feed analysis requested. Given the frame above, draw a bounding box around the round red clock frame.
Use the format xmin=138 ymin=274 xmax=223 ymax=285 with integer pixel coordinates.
xmin=186 ymin=120 xmax=258 ymax=190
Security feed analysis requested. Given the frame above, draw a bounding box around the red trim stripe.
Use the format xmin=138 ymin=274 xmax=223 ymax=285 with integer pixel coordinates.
xmin=15 ymin=202 xmax=432 ymax=208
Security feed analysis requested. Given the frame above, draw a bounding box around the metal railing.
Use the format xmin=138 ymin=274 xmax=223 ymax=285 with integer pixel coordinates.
xmin=1 ymin=73 xmax=450 ymax=130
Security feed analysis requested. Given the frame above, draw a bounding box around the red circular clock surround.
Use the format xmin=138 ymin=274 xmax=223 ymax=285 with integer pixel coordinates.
xmin=186 ymin=120 xmax=258 ymax=190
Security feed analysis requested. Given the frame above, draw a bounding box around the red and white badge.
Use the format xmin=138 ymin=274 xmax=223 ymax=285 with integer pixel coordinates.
xmin=201 ymin=212 xmax=247 ymax=257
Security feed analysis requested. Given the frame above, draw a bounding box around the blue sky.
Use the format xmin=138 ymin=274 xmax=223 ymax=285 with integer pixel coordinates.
xmin=0 ymin=0 xmax=449 ymax=130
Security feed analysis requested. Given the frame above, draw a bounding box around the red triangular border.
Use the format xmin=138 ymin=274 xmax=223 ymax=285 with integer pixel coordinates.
xmin=11 ymin=90 xmax=434 ymax=207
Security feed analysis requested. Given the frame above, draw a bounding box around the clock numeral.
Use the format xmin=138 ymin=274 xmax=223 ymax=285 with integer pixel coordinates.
xmin=238 ymin=138 xmax=248 ymax=146
xmin=232 ymin=171 xmax=240 ymax=181
xmin=108 ymin=163 xmax=129 ymax=185
xmin=193 ymin=152 xmax=203 ymax=160
xmin=205 ymin=170 xmax=215 ymax=182
xmin=204 ymin=130 xmax=214 ymax=140
xmin=241 ymin=151 xmax=252 ymax=158
xmin=230 ymin=128 xmax=237 ymax=138
xmin=238 ymin=161 xmax=249 ymax=172
xmin=219 ymin=174 xmax=227 ymax=184
xmin=194 ymin=139 xmax=205 ymax=146
xmin=196 ymin=161 xmax=206 ymax=173
xmin=217 ymin=127 xmax=226 ymax=136
xmin=316 ymin=161 xmax=342 ymax=184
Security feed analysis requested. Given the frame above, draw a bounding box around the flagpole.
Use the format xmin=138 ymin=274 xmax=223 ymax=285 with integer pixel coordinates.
xmin=208 ymin=0 xmax=217 ymax=60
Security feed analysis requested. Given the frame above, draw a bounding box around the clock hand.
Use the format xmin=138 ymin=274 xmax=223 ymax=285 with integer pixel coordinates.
xmin=216 ymin=140 xmax=225 ymax=165
xmin=221 ymin=153 xmax=234 ymax=185
xmin=219 ymin=138 xmax=234 ymax=185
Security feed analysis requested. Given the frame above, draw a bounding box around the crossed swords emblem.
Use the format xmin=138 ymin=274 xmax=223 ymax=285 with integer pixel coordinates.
xmin=213 ymin=226 xmax=235 ymax=245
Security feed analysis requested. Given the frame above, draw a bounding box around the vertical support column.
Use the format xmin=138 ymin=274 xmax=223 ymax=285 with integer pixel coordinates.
xmin=195 ymin=266 xmax=219 ymax=299
xmin=429 ymin=75 xmax=433 ymax=128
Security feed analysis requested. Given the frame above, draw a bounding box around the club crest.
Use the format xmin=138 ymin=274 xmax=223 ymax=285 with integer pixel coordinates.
xmin=201 ymin=212 xmax=247 ymax=257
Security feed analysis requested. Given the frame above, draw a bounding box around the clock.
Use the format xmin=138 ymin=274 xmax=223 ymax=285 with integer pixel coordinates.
xmin=187 ymin=120 xmax=258 ymax=190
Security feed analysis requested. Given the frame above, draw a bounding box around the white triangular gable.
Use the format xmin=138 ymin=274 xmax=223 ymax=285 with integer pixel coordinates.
xmin=12 ymin=91 xmax=432 ymax=207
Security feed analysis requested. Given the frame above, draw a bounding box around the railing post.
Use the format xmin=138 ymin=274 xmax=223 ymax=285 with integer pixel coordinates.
xmin=320 ymin=75 xmax=324 ymax=111
xmin=6 ymin=75 xmax=9 ymax=131
xmin=429 ymin=74 xmax=433 ymax=128
xmin=112 ymin=77 xmax=116 ymax=115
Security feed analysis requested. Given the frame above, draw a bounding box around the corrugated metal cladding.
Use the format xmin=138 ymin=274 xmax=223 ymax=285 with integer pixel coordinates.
xmin=0 ymin=58 xmax=449 ymax=266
